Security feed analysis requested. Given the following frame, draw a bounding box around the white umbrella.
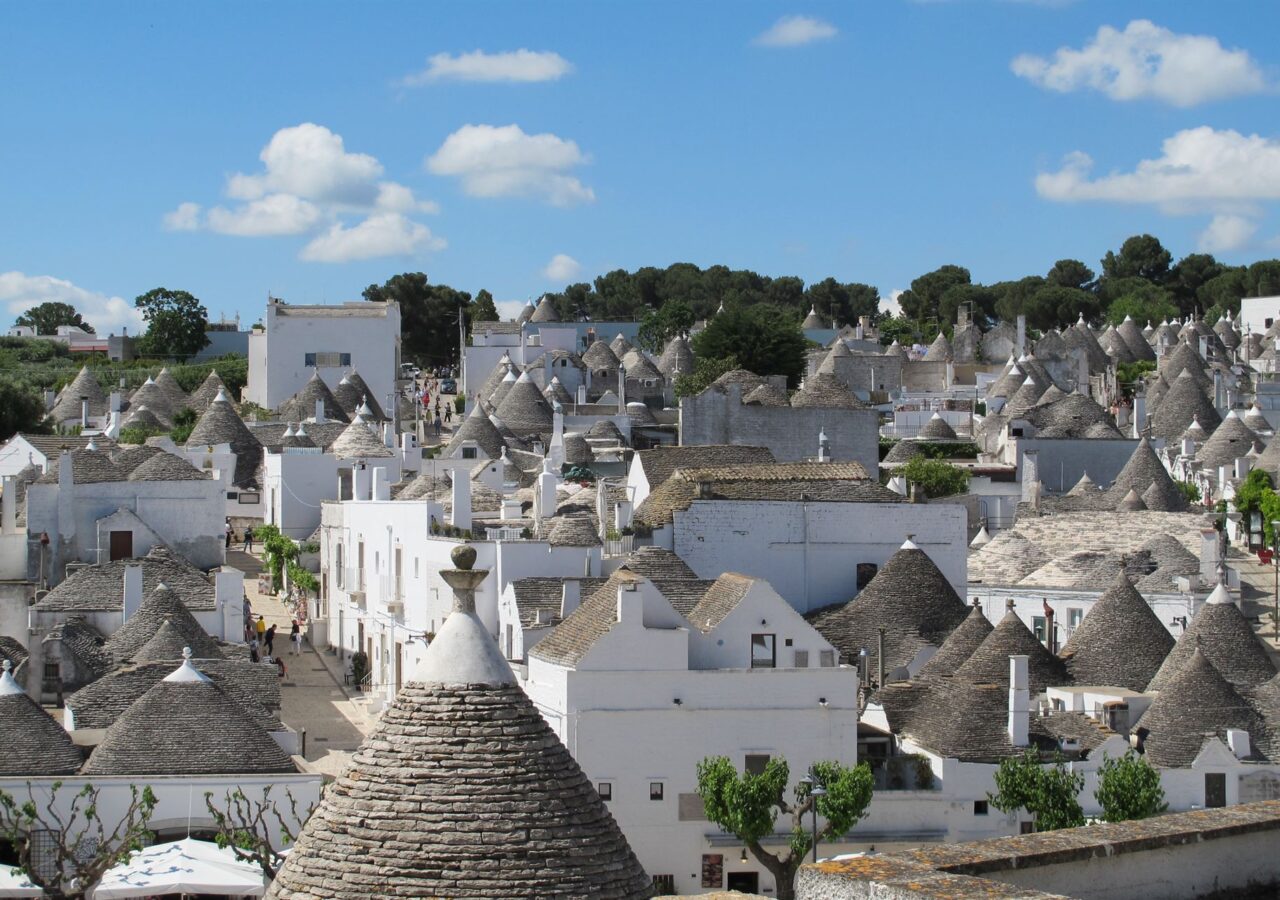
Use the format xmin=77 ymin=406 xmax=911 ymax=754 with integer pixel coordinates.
xmin=0 ymin=864 xmax=41 ymax=898
xmin=90 ymin=838 xmax=265 ymax=898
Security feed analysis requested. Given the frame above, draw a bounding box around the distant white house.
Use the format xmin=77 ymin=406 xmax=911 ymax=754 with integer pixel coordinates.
xmin=246 ymin=299 xmax=400 ymax=411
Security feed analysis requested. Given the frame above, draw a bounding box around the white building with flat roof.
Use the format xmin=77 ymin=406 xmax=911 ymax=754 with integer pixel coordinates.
xmin=246 ymin=299 xmax=400 ymax=411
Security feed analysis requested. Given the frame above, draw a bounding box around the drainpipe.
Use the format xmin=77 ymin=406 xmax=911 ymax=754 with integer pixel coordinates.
xmin=877 ymin=626 xmax=886 ymax=689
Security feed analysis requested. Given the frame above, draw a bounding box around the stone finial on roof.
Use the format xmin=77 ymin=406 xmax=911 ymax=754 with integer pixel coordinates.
xmin=163 ymin=646 xmax=211 ymax=683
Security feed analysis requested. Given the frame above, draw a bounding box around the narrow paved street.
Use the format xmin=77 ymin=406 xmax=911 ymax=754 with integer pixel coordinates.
xmin=229 ymin=549 xmax=372 ymax=778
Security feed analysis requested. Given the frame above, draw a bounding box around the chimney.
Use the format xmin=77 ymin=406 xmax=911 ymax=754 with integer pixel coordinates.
xmin=314 ymin=398 xmax=326 ymax=424
xmin=502 ymin=498 xmax=523 ymax=521
xmin=560 ymin=579 xmax=581 ymax=618
xmin=1199 ymin=335 xmax=1209 ymax=360
xmin=1132 ymin=393 xmax=1146 ymax=438
xmin=1021 ymin=450 xmax=1040 ymax=504
xmin=80 ymin=396 xmax=90 ymax=428
xmin=122 ymin=564 xmax=143 ymax=621
xmin=1077 ymin=350 xmax=1089 ymax=394
xmin=548 ymin=402 xmax=566 ymax=468
xmin=1226 ymin=728 xmax=1252 ymax=760
xmin=1008 ymin=655 xmax=1030 ymax=747
xmin=1015 ymin=315 xmax=1026 ymax=356
xmin=818 ymin=429 xmax=830 ymax=462
xmin=616 ymin=580 xmax=641 ymax=626
xmin=577 ymin=383 xmax=587 ymax=406
xmin=617 ymin=365 xmax=627 ymax=413
xmin=1 ymin=476 xmax=14 ymax=534
xmin=615 ymin=499 xmax=634 ymax=532
xmin=109 ymin=391 xmax=122 ymax=413
xmin=1042 ymin=602 xmax=1056 ymax=654
xmin=698 ymin=480 xmax=713 ymax=500
xmin=1213 ymin=369 xmax=1224 ymax=408
xmin=1182 ymin=435 xmax=1196 ymax=457
xmin=535 ymin=459 xmax=558 ymax=526
xmin=352 ymin=463 xmax=372 ymax=502
xmin=450 ymin=474 xmax=472 ymax=531
xmin=372 ymin=467 xmax=391 ymax=501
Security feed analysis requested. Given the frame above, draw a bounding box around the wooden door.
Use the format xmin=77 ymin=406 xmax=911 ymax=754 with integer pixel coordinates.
xmin=109 ymin=531 xmax=133 ymax=561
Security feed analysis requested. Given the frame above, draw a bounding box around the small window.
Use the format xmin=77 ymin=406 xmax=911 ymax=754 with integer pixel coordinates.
xmin=973 ymin=800 xmax=989 ymax=816
xmin=784 ymin=638 xmax=793 ymax=647
xmin=1032 ymin=616 xmax=1046 ymax=642
xmin=304 ymin=352 xmax=316 ymax=367
xmin=238 ymin=492 xmax=260 ymax=505
xmin=414 ymin=557 xmax=419 ymax=577
xmin=1020 ymin=820 xmax=1036 ymax=834
xmin=1205 ymin=772 xmax=1226 ymax=808
xmin=793 ymin=650 xmax=809 ymax=668
xmin=340 ymin=353 xmax=352 ymax=366
xmin=226 ymin=492 xmax=238 ymax=501
xmin=745 ymin=754 xmax=770 ymax=775
xmin=750 ymin=634 xmax=776 ymax=669
xmin=461 ymin=447 xmax=478 ymax=460
xmin=649 ymin=782 xmax=664 ymax=801
xmin=652 ymin=875 xmax=675 ymax=893
xmin=819 ymin=649 xmax=835 ymax=667
xmin=598 ymin=782 xmax=612 ymax=801
xmin=1068 ymin=608 xmax=1083 ymax=629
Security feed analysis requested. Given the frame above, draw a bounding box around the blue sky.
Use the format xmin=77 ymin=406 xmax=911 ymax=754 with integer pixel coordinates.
xmin=3 ymin=1 xmax=1280 ymax=331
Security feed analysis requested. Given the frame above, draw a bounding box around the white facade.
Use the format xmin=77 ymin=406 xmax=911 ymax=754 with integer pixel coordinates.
xmin=246 ymin=300 xmax=400 ymax=410
xmin=523 ymin=575 xmax=862 ymax=897
xmin=1239 ymin=295 xmax=1280 ymax=335
xmin=263 ymin=450 xmax=402 ymax=540
xmin=653 ymin=499 xmax=967 ymax=614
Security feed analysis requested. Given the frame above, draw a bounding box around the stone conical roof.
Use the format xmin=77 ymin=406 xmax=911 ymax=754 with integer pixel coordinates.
xmin=50 ymin=366 xmax=108 ymax=421
xmin=1003 ymin=377 xmax=1046 ymax=417
xmin=1106 ymin=436 xmax=1187 ymax=510
xmin=986 ymin=362 xmax=1025 ymax=400
xmin=1115 ymin=488 xmax=1147 ymax=510
xmin=185 ymin=391 xmax=263 ymax=488
xmin=1148 ymin=585 xmax=1278 ymax=691
xmin=1118 ymin=316 xmax=1156 ymax=361
xmin=154 ymin=367 xmax=189 ymax=408
xmin=128 ymin=378 xmax=176 ymax=424
xmin=582 ymin=339 xmax=620 ymax=373
xmin=543 ymin=376 xmax=573 ymax=405
xmin=83 ymin=652 xmax=295 ymax=776
xmin=916 ymin=605 xmax=994 ymax=680
xmin=1100 ymin=324 xmax=1136 ymax=364
xmin=609 ymin=333 xmax=635 ymax=358
xmin=121 ymin=404 xmax=167 ymax=432
xmin=884 ymin=340 xmax=908 ymax=360
xmin=802 ymin=306 xmax=825 ymax=329
xmin=330 ymin=415 xmax=393 ymax=458
xmin=529 ymin=295 xmax=561 ymax=323
xmin=477 ymin=356 xmax=519 ymax=403
xmin=1195 ymin=410 xmax=1257 ymax=470
xmin=103 ymin=583 xmax=225 ymax=664
xmin=817 ymin=339 xmax=853 ymax=374
xmin=1160 ymin=340 xmax=1213 ymax=390
xmin=917 ymin=413 xmax=958 ymax=441
xmin=0 ymin=661 xmax=83 ymax=775
xmin=1145 ymin=372 xmax=1171 ymax=409
xmin=444 ymin=404 xmax=507 ymax=460
xmin=923 ymin=332 xmax=952 ymax=361
xmin=621 ymin=350 xmax=663 ymax=383
xmin=494 ymin=372 xmax=554 ymax=435
xmin=807 ymin=540 xmax=969 ymax=676
xmin=132 ymin=617 xmax=200 ymax=663
xmin=1244 ymin=405 xmax=1271 ymax=434
xmin=743 ymin=383 xmax=790 ymax=407
xmin=791 ymin=372 xmax=866 ymax=409
xmin=489 ymin=366 xmax=519 ymax=409
xmin=1137 ymin=649 xmax=1266 ymax=767
xmin=1255 ymin=432 xmax=1280 ymax=480
xmin=1141 ymin=477 xmax=1185 ymax=512
xmin=332 ymin=371 xmax=386 ymax=421
xmin=1063 ymin=322 xmax=1111 ymax=373
xmin=129 ymin=451 xmax=208 ymax=482
xmin=1149 ymin=370 xmax=1220 ymax=443
xmin=516 ymin=300 xmax=536 ymax=324
xmin=1033 ymin=329 xmax=1067 ymax=359
xmin=186 ymin=369 xmax=229 ymax=414
xmin=279 ymin=372 xmax=349 ymax=423
xmin=1066 ymin=472 xmax=1100 ymax=496
xmin=956 ymin=609 xmax=1069 ymax=694
xmin=1060 ymin=569 xmax=1174 ymax=691
xmin=265 ymin=552 xmax=650 ymax=900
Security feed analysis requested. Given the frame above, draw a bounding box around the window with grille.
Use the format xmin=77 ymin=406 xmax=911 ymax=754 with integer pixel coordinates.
xmin=819 ymin=649 xmax=836 ymax=667
xmin=745 ymin=754 xmax=770 ymax=775
xmin=793 ymin=650 xmax=809 ymax=668
xmin=305 ymin=351 xmax=351 ymax=368
xmin=650 ymin=782 xmax=664 ymax=801
xmin=598 ymin=782 xmax=612 ymax=801
xmin=652 ymin=875 xmax=675 ymax=893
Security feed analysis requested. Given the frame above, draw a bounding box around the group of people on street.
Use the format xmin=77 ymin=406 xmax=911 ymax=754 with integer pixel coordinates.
xmin=409 ymin=373 xmax=455 ymax=438
xmin=224 ymin=518 xmax=255 ymax=551
xmin=247 ymin=614 xmax=303 ymax=677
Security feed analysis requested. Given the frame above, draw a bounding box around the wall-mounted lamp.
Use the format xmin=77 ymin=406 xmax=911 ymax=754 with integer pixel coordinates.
xmin=672 ymin=698 xmax=682 ymax=706
xmin=760 ymin=619 xmax=767 ymax=626
xmin=740 ymin=847 xmax=749 ymax=863
xmin=818 ymin=697 xmax=828 ymax=707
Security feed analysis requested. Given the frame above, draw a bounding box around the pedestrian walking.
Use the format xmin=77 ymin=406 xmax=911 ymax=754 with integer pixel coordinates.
xmin=434 ymin=412 xmax=442 ymax=437
xmin=290 ymin=620 xmax=302 ymax=655
xmin=265 ymin=623 xmax=277 ymax=656
xmin=243 ymin=526 xmax=254 ymax=552
xmin=225 ymin=518 xmax=232 ymax=549
xmin=255 ymin=615 xmax=267 ymax=643
xmin=444 ymin=403 xmax=452 ymax=424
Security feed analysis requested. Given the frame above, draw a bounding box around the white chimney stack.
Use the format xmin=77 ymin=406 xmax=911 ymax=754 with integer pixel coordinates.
xmin=1008 ymin=654 xmax=1030 ymax=747
xmin=449 ymin=474 xmax=472 ymax=532
xmin=1226 ymin=728 xmax=1252 ymax=760
xmin=615 ymin=499 xmax=634 ymax=532
xmin=560 ymin=579 xmax=581 ymax=619
xmin=314 ymin=398 xmax=326 ymax=424
xmin=122 ymin=564 xmax=144 ymax=621
xmin=372 ymin=467 xmax=391 ymax=502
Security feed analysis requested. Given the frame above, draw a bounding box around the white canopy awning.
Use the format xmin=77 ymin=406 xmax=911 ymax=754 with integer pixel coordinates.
xmin=0 ymin=864 xmax=41 ymax=898
xmin=90 ymin=838 xmax=265 ymax=898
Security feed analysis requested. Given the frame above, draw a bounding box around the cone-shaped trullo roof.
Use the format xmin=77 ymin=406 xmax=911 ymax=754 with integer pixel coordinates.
xmin=923 ymin=332 xmax=952 ymax=361
xmin=0 ymin=660 xmax=82 ymax=775
xmin=1149 ymin=370 xmax=1221 ymax=443
xmin=1159 ymin=340 xmax=1213 ymax=390
xmin=916 ymin=412 xmax=958 ymax=441
xmin=807 ymin=539 xmax=969 ymax=677
xmin=185 ymin=389 xmax=263 ymax=488
xmin=802 ymin=306 xmax=825 ymax=329
xmin=1100 ymin=324 xmax=1136 ymax=364
xmin=609 ymin=333 xmax=635 ymax=358
xmin=1136 ymin=649 xmax=1267 ymax=767
xmin=445 ymin=403 xmax=507 ymax=459
xmin=332 ymin=370 xmax=386 ymax=421
xmin=154 ymin=367 xmax=189 ymax=408
xmin=489 ymin=366 xmax=519 ymax=408
xmin=956 ymin=607 xmax=1069 ymax=694
xmin=1195 ymin=410 xmax=1257 ymax=470
xmin=516 ymin=299 xmax=536 ymax=324
xmin=529 ymin=295 xmax=561 ymax=323
xmin=83 ymin=649 xmax=296 ymax=776
xmin=1106 ymin=436 xmax=1187 ymax=510
xmin=185 ymin=369 xmax=229 ymax=414
xmin=50 ymin=366 xmax=108 ymax=421
xmin=543 ymin=376 xmax=573 ymax=405
xmin=1148 ymin=584 xmax=1278 ymax=691
xmin=494 ymin=371 xmax=554 ymax=435
xmin=129 ymin=377 xmax=176 ymax=425
xmin=278 ymin=372 xmax=349 ymax=424
xmin=1060 ymin=568 xmax=1174 ymax=691
xmin=1117 ymin=316 xmax=1156 ymax=362
xmin=103 ymin=583 xmax=224 ymax=664
xmin=916 ymin=604 xmax=994 ymax=680
xmin=264 ymin=546 xmax=650 ymax=900
xmin=329 ymin=415 xmax=393 ymax=459
xmin=657 ymin=334 xmax=696 ymax=380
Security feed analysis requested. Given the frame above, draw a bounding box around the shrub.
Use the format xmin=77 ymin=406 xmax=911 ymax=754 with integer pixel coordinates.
xmin=901 ymin=456 xmax=971 ymax=498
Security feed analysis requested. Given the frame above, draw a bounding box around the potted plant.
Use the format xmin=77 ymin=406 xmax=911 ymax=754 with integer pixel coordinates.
xmin=350 ymin=650 xmax=370 ymax=691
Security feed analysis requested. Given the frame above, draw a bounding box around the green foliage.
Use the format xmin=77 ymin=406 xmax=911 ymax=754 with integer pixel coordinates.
xmin=204 ymin=786 xmax=315 ymax=880
xmin=697 ymin=755 xmax=873 ymax=900
xmin=364 ymin=272 xmax=470 ymax=365
xmin=1094 ymin=752 xmax=1167 ymax=823
xmin=118 ymin=425 xmax=168 ymax=445
xmin=988 ymin=748 xmax=1085 ymax=831
xmin=350 ymin=650 xmax=370 ymax=687
xmin=255 ymin=524 xmax=298 ymax=592
xmin=169 ymin=407 xmax=198 ymax=444
xmin=693 ymin=305 xmax=807 ymax=387
xmin=237 ymin=401 xmax=270 ymax=421
xmin=1232 ymin=469 xmax=1280 ymax=544
xmin=471 ymin=289 xmax=499 ymax=323
xmin=877 ymin=314 xmax=919 ymax=347
xmin=0 ymin=781 xmax=156 ymax=897
xmin=454 ymin=395 xmax=465 ymax=414
xmin=134 ymin=287 xmax=210 ymax=359
xmin=901 ymin=456 xmax=970 ymax=498
xmin=1105 ymin=284 xmax=1179 ymax=326
xmin=1101 ymin=234 xmax=1173 ymax=284
xmin=673 ymin=355 xmax=740 ymax=399
xmin=0 ymin=378 xmax=51 ymax=441
xmin=897 ymin=265 xmax=973 ymax=324
xmin=1115 ymin=360 xmax=1156 ymax=398
xmin=14 ymin=301 xmax=93 ymax=335
xmin=636 ymin=299 xmax=695 ymax=352
xmin=1177 ymin=480 xmax=1202 ymax=504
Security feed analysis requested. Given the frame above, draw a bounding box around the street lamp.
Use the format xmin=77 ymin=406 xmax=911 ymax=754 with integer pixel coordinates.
xmin=799 ymin=772 xmax=827 ymax=863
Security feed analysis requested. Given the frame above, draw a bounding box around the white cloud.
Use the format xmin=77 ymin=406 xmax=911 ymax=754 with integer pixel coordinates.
xmin=542 ymin=253 xmax=581 ymax=281
xmin=884 ymin=289 xmax=904 ymax=317
xmin=495 ymin=299 xmax=527 ymax=321
xmin=1036 ymin=127 xmax=1280 ymax=210
xmin=753 ymin=15 xmax=837 ymax=48
xmin=374 ymin=182 xmax=440 ymax=214
xmin=227 ymin=123 xmax=384 ymax=205
xmin=207 ymin=194 xmax=323 ymax=236
xmin=426 ymin=124 xmax=595 ymax=206
xmin=0 ymin=272 xmax=146 ymax=335
xmin=1198 ymin=214 xmax=1257 ymax=254
xmin=300 ymin=213 xmax=445 ymax=263
xmin=1012 ymin=20 xmax=1267 ymax=107
xmin=401 ymin=49 xmax=573 ymax=85
xmin=163 ymin=202 xmax=201 ymax=232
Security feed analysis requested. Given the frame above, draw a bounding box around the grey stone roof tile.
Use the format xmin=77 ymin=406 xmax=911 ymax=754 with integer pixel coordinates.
xmin=0 ymin=665 xmax=83 ymax=775
xmin=35 ymin=546 xmax=215 ymax=612
xmin=277 ymin=372 xmax=350 ymax=424
xmin=1148 ymin=588 xmax=1277 ymax=691
xmin=50 ymin=366 xmax=108 ymax=421
xmin=1060 ymin=569 xmax=1174 ymax=691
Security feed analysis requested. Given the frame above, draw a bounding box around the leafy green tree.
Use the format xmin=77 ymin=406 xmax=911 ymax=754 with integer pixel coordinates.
xmin=693 ymin=304 xmax=808 ymax=387
xmin=1231 ymin=469 xmax=1280 ymax=544
xmin=1197 ymin=267 xmax=1248 ymax=318
xmin=897 ymin=265 xmax=971 ymax=324
xmin=204 ymin=786 xmax=316 ymax=880
xmin=673 ymin=355 xmax=740 ymax=399
xmin=1094 ymin=752 xmax=1167 ymax=823
xmin=1101 ymin=234 xmax=1173 ymax=284
xmin=988 ymin=748 xmax=1085 ymax=831
xmin=901 ymin=456 xmax=970 ymax=498
xmin=1106 ymin=285 xmax=1179 ymax=326
xmin=471 ymin=289 xmax=499 ymax=323
xmin=0 ymin=379 xmax=50 ymax=440
xmin=1045 ymin=259 xmax=1095 ymax=291
xmin=877 ymin=314 xmax=920 ymax=347
xmin=1029 ymin=285 xmax=1102 ymax=331
xmin=940 ymin=283 xmax=999 ymax=328
xmin=804 ymin=278 xmax=881 ymax=325
xmin=0 ymin=781 xmax=156 ymax=899
xmin=363 ymin=273 xmax=470 ymax=365
xmin=697 ymin=755 xmax=873 ymax=900
xmin=169 ymin=407 xmax=198 ymax=444
xmin=992 ymin=276 xmax=1046 ymax=327
xmin=14 ymin=301 xmax=93 ymax=335
xmin=134 ymin=287 xmax=210 ymax=359
xmin=637 ymin=299 xmax=695 ymax=352
xmin=1169 ymin=253 xmax=1226 ymax=315
xmin=1115 ymin=360 xmax=1156 ymax=398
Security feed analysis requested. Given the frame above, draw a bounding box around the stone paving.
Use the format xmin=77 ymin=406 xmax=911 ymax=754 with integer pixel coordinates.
xmin=1227 ymin=546 xmax=1280 ymax=664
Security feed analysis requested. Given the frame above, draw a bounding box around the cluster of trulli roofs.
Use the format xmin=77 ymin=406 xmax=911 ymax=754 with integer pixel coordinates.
xmin=4 ymin=301 xmax=1280 ymax=897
